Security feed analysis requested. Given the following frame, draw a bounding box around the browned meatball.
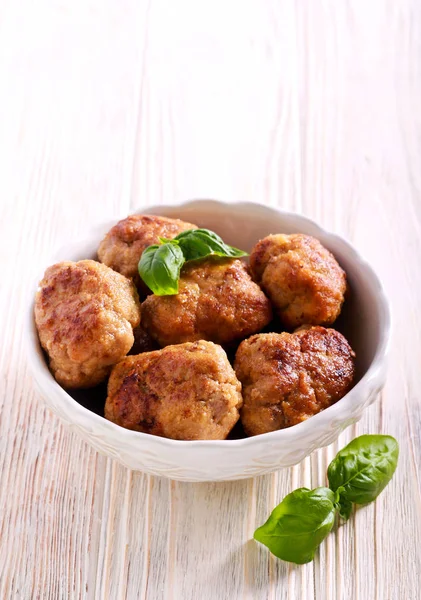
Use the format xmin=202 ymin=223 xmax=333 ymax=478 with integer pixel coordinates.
xmin=250 ymin=234 xmax=347 ymax=328
xmin=97 ymin=214 xmax=197 ymax=289
xmin=105 ymin=341 xmax=243 ymax=440
xmin=234 ymin=326 xmax=355 ymax=436
xmin=34 ymin=260 xmax=141 ymax=389
xmin=141 ymin=258 xmax=272 ymax=347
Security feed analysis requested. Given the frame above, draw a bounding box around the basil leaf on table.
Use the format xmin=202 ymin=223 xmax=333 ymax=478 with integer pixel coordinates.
xmin=138 ymin=242 xmax=185 ymax=296
xmin=253 ymin=487 xmax=336 ymax=564
xmin=327 ymin=434 xmax=399 ymax=505
xmin=254 ymin=435 xmax=399 ymax=565
xmin=174 ymin=228 xmax=248 ymax=261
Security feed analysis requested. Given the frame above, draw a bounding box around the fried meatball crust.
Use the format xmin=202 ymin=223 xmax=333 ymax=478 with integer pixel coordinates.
xmin=105 ymin=341 xmax=243 ymax=440
xmin=250 ymin=234 xmax=347 ymax=328
xmin=234 ymin=326 xmax=355 ymax=436
xmin=97 ymin=214 xmax=197 ymax=288
xmin=34 ymin=260 xmax=141 ymax=389
xmin=141 ymin=258 xmax=273 ymax=347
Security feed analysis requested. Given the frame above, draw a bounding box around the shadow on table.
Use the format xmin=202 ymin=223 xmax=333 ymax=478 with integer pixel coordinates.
xmin=243 ymin=538 xmax=293 ymax=594
xmin=202 ymin=539 xmax=292 ymax=596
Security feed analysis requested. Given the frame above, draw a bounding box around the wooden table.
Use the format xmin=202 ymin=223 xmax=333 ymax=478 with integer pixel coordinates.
xmin=1 ymin=1 xmax=420 ymax=598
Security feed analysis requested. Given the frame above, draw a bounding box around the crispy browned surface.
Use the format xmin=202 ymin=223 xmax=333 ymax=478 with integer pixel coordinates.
xmin=34 ymin=260 xmax=141 ymax=389
xmin=97 ymin=214 xmax=197 ymax=289
xmin=234 ymin=326 xmax=355 ymax=436
xmin=105 ymin=341 xmax=243 ymax=440
xmin=141 ymin=258 xmax=273 ymax=347
xmin=250 ymin=234 xmax=347 ymax=328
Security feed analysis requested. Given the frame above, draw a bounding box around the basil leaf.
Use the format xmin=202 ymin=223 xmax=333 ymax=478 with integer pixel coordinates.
xmin=337 ymin=496 xmax=353 ymax=521
xmin=327 ymin=435 xmax=399 ymax=505
xmin=253 ymin=487 xmax=337 ymax=564
xmin=137 ymin=227 xmax=248 ymax=296
xmin=174 ymin=228 xmax=248 ymax=261
xmin=138 ymin=242 xmax=185 ymax=295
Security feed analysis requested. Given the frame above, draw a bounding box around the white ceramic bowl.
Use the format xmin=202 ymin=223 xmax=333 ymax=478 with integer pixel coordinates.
xmin=27 ymin=200 xmax=391 ymax=482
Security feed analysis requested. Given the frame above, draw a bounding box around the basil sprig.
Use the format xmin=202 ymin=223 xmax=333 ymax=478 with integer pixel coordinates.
xmin=138 ymin=228 xmax=248 ymax=295
xmin=254 ymin=435 xmax=399 ymax=564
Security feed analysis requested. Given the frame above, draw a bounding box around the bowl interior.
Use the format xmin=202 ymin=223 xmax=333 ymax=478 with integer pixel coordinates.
xmin=49 ymin=201 xmax=385 ymax=433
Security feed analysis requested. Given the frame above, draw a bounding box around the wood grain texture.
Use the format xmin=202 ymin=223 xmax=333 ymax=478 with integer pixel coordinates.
xmin=1 ymin=0 xmax=420 ymax=598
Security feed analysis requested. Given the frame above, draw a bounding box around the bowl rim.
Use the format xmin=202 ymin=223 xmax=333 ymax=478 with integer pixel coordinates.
xmin=27 ymin=199 xmax=391 ymax=449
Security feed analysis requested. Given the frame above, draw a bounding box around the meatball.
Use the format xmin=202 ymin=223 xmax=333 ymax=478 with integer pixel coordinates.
xmin=234 ymin=326 xmax=355 ymax=436
xmin=34 ymin=260 xmax=141 ymax=389
xmin=105 ymin=341 xmax=243 ymax=440
xmin=141 ymin=258 xmax=273 ymax=347
xmin=250 ymin=234 xmax=346 ymax=328
xmin=97 ymin=214 xmax=197 ymax=289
